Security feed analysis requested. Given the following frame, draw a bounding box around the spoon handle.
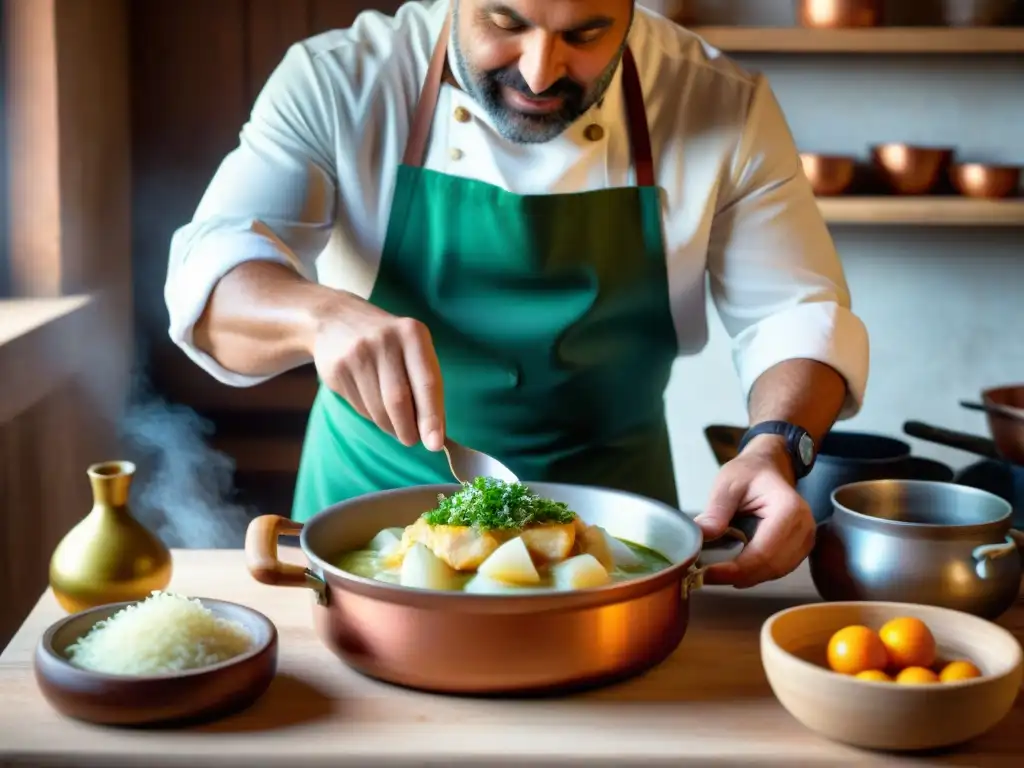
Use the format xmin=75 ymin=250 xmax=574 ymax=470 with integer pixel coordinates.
xmin=441 ymin=445 xmax=465 ymax=484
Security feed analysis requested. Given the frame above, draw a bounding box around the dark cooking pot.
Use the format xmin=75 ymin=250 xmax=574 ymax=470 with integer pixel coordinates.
xmin=244 ymin=482 xmax=753 ymax=696
xmin=798 ymin=432 xmax=954 ymax=524
xmin=903 ymin=420 xmax=1024 ymax=531
xmin=955 ymin=460 xmax=1024 ymax=531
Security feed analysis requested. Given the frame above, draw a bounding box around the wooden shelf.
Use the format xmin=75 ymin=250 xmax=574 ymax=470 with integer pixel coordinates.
xmin=816 ymin=196 xmax=1024 ymax=225
xmin=691 ymin=26 xmax=1024 ymax=54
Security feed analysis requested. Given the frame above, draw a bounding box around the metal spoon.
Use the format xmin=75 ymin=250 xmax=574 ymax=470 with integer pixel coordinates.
xmin=442 ymin=440 xmax=519 ymax=484
xmin=959 ymin=400 xmax=1024 ymax=424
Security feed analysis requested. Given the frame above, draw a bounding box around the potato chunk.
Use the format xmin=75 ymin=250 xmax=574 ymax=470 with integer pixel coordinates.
xmin=552 ymin=554 xmax=611 ymax=590
xmin=520 ymin=522 xmax=576 ymax=562
xmin=477 ymin=537 xmax=541 ymax=585
xmin=367 ymin=527 xmax=404 ymax=558
xmin=580 ymin=524 xmax=642 ymax=570
xmin=464 ymin=575 xmax=527 ymax=594
xmin=399 ymin=543 xmax=459 ymax=590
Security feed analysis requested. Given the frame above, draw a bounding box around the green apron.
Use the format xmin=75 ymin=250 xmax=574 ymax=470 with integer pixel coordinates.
xmin=292 ymin=14 xmax=679 ymax=522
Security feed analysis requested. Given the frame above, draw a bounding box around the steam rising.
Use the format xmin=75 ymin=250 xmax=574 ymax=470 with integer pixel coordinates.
xmin=120 ymin=368 xmax=252 ymax=549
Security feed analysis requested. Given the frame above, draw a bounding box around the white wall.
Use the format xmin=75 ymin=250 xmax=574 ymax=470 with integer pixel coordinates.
xmin=660 ymin=2 xmax=1024 ymax=511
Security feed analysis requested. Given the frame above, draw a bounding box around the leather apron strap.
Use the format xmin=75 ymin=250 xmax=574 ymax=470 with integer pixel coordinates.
xmin=402 ymin=13 xmax=656 ymax=188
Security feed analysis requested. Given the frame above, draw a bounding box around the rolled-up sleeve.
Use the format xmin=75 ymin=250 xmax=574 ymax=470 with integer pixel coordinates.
xmin=706 ymin=74 xmax=869 ymax=419
xmin=164 ymin=43 xmax=339 ymax=387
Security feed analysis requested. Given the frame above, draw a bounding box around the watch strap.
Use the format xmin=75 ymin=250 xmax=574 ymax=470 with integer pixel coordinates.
xmin=737 ymin=421 xmax=816 ymax=479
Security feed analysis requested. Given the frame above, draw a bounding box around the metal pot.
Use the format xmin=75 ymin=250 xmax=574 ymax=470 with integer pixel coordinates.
xmin=244 ymin=483 xmax=750 ymax=695
xmin=809 ymin=479 xmax=1024 ymax=619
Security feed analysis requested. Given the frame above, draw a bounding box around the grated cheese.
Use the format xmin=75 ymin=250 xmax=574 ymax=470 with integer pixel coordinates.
xmin=65 ymin=591 xmax=255 ymax=676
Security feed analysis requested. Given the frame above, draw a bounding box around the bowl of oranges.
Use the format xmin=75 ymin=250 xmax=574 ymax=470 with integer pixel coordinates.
xmin=761 ymin=601 xmax=1022 ymax=752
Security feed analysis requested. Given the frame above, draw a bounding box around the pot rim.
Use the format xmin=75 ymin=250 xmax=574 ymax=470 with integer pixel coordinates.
xmin=811 ymin=432 xmax=911 ymax=466
xmin=297 ymin=482 xmax=709 ymax=611
xmin=829 ymin=478 xmax=1014 ymax=534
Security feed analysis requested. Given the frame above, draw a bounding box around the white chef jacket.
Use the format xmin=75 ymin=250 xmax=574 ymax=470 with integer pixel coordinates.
xmin=165 ymin=0 xmax=869 ymax=417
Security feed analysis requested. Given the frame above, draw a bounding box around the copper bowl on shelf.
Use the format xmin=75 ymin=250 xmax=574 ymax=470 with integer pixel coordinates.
xmin=800 ymin=154 xmax=857 ymax=196
xmin=244 ymin=483 xmax=753 ymax=696
xmin=871 ymin=144 xmax=955 ymax=195
xmin=796 ymin=0 xmax=884 ymax=28
xmin=950 ymin=163 xmax=1021 ymax=199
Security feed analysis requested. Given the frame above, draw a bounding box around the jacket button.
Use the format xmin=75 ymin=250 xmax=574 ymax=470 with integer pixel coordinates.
xmin=453 ymin=106 xmax=471 ymax=123
xmin=583 ymin=124 xmax=605 ymax=142
xmin=450 ymin=148 xmax=464 ymax=161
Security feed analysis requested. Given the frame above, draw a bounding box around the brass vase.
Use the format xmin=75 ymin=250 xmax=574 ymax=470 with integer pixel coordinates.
xmin=49 ymin=461 xmax=173 ymax=613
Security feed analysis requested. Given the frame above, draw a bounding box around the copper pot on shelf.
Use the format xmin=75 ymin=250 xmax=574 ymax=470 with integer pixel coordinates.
xmin=871 ymin=143 xmax=955 ymax=195
xmin=796 ymin=0 xmax=884 ymax=28
xmin=950 ymin=163 xmax=1021 ymax=199
xmin=800 ymin=153 xmax=857 ymax=196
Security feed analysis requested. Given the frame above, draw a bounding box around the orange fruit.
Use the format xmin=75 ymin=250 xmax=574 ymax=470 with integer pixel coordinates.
xmin=896 ymin=666 xmax=940 ymax=685
xmin=939 ymin=660 xmax=982 ymax=682
xmin=878 ymin=617 xmax=936 ymax=670
xmin=826 ymin=625 xmax=889 ymax=675
xmin=855 ymin=669 xmax=892 ymax=682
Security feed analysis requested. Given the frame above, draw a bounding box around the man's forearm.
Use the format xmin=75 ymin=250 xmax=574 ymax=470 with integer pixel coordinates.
xmin=741 ymin=358 xmax=848 ymax=479
xmin=192 ymin=260 xmax=341 ymax=378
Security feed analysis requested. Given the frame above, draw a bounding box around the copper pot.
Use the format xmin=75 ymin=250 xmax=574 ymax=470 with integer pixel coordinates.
xmin=800 ymin=153 xmax=857 ymax=196
xmin=950 ymin=163 xmax=1021 ymax=199
xmin=871 ymin=143 xmax=955 ymax=195
xmin=245 ymin=483 xmax=750 ymax=695
xmin=982 ymin=384 xmax=1024 ymax=466
xmin=796 ymin=0 xmax=884 ymax=28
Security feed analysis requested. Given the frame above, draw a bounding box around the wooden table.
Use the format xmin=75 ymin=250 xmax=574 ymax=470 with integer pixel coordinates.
xmin=1 ymin=549 xmax=1022 ymax=767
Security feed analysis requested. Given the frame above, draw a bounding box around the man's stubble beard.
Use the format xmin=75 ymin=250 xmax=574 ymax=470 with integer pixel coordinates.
xmin=450 ymin=1 xmax=632 ymax=144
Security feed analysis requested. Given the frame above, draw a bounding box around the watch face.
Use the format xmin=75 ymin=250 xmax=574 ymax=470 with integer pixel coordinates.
xmin=798 ymin=433 xmax=815 ymax=466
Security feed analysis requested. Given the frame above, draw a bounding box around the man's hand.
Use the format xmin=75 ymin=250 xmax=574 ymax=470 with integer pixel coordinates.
xmin=693 ymin=436 xmax=815 ymax=588
xmin=312 ymin=292 xmax=446 ymax=452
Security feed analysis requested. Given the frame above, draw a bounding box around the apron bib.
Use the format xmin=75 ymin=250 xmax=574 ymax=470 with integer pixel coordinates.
xmin=292 ymin=14 xmax=679 ymax=521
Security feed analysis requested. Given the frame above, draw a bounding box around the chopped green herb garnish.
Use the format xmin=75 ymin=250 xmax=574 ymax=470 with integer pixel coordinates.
xmin=423 ymin=477 xmax=576 ymax=531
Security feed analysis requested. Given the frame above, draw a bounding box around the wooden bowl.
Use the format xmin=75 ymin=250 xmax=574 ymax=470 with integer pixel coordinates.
xmin=800 ymin=153 xmax=856 ymax=196
xmin=950 ymin=163 xmax=1021 ymax=199
xmin=761 ymin=601 xmax=1022 ymax=752
xmin=871 ymin=144 xmax=955 ymax=195
xmin=34 ymin=597 xmax=278 ymax=727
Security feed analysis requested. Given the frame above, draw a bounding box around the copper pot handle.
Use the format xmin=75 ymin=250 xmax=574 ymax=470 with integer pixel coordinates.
xmin=683 ymin=518 xmax=757 ymax=596
xmin=245 ymin=515 xmax=328 ymax=605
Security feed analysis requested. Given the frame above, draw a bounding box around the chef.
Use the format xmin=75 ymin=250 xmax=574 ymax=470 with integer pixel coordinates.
xmin=165 ymin=0 xmax=869 ymax=588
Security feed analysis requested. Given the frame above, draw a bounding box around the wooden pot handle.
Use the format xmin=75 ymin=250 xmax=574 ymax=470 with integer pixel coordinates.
xmin=245 ymin=515 xmax=328 ymax=604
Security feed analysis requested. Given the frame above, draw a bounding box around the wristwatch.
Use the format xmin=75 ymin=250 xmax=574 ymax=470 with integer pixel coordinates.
xmin=736 ymin=421 xmax=817 ymax=479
